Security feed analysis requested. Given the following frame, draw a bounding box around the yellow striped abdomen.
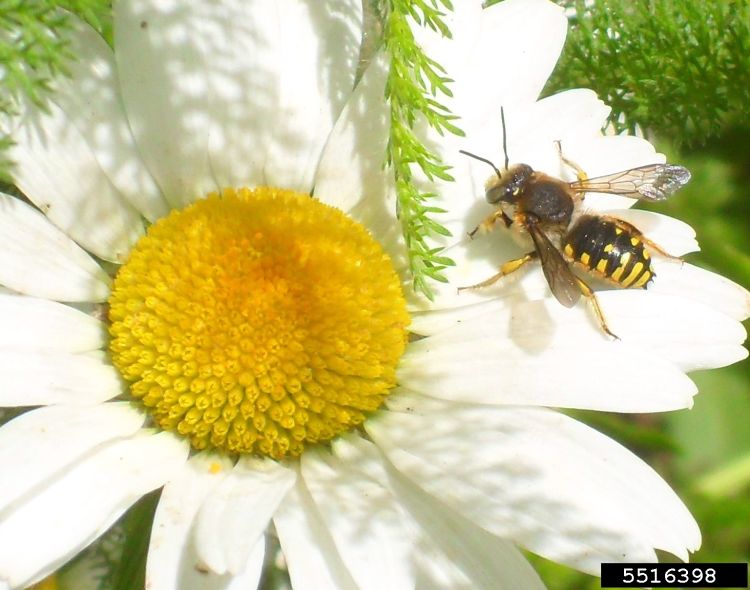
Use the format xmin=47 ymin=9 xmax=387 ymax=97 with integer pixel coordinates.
xmin=563 ymin=215 xmax=654 ymax=288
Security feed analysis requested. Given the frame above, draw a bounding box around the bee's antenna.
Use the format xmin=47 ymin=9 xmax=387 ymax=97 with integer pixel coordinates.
xmin=458 ymin=150 xmax=503 ymax=180
xmin=500 ymin=106 xmax=509 ymax=170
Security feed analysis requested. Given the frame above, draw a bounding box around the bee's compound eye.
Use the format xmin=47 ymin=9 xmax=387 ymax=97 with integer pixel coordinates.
xmin=486 ymin=186 xmax=504 ymax=204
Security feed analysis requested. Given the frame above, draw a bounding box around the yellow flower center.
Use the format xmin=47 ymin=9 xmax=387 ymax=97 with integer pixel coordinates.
xmin=108 ymin=187 xmax=409 ymax=459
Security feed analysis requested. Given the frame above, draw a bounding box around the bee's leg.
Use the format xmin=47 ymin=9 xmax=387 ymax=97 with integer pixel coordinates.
xmin=601 ymin=215 xmax=682 ymax=261
xmin=554 ymin=140 xmax=588 ymax=182
xmin=458 ymin=251 xmax=538 ymax=292
xmin=574 ymin=277 xmax=619 ymax=339
xmin=639 ymin=236 xmax=682 ymax=261
xmin=468 ymin=210 xmax=513 ymax=238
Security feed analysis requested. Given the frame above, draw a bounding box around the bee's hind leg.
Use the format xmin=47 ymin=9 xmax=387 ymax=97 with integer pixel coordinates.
xmin=600 ymin=215 xmax=683 ymax=262
xmin=574 ymin=276 xmax=619 ymax=339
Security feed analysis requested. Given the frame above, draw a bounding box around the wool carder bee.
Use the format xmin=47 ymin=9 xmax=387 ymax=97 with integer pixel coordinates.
xmin=460 ymin=111 xmax=691 ymax=338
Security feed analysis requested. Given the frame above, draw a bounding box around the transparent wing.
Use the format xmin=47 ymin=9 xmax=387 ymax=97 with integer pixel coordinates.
xmin=528 ymin=222 xmax=580 ymax=308
xmin=569 ymin=164 xmax=691 ymax=201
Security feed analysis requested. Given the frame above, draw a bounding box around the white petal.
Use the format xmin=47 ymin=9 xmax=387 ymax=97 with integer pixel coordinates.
xmin=428 ymin=0 xmax=566 ymax=135
xmin=368 ymin=402 xmax=700 ymax=575
xmin=147 ymin=452 xmax=251 ymax=590
xmin=400 ymin=294 xmax=702 ymax=412
xmin=650 ymin=261 xmax=750 ymax=322
xmin=0 ymin=350 xmax=123 ymax=406
xmin=6 ymin=102 xmax=144 ymax=262
xmin=115 ymin=0 xmax=257 ymax=206
xmin=313 ymin=55 xmax=407 ymax=269
xmin=52 ymin=19 xmax=168 ymax=221
xmin=0 ymin=403 xmax=145 ymax=512
xmin=301 ymin=442 xmax=415 ymax=590
xmin=260 ymin=0 xmax=363 ymax=192
xmin=0 ymin=431 xmax=188 ymax=589
xmin=410 ymin=298 xmax=506 ymax=336
xmin=0 ymin=294 xmax=106 ymax=352
xmin=384 ymin=457 xmax=546 ymax=590
xmin=116 ymin=0 xmax=362 ymax=206
xmin=274 ymin=473 xmax=358 ymax=590
xmin=334 ymin=433 xmax=544 ymax=590
xmin=413 ymin=541 xmax=485 ymax=590
xmin=475 ymin=0 xmax=566 ymax=103
xmin=114 ymin=0 xmax=225 ymax=206
xmin=194 ymin=457 xmax=295 ymax=575
xmin=597 ymin=290 xmax=748 ymax=371
xmin=0 ymin=193 xmax=111 ymax=302
xmin=314 ymin=54 xmax=390 ymax=209
xmin=225 ymin=540 xmax=265 ymax=590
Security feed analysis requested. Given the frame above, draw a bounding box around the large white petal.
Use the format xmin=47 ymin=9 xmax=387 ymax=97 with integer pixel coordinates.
xmin=313 ymin=54 xmax=406 ymax=269
xmin=0 ymin=294 xmax=106 ymax=353
xmin=413 ymin=0 xmax=567 ymax=148
xmin=194 ymin=457 xmax=295 ymax=575
xmin=384 ymin=455 xmax=546 ymax=590
xmin=0 ymin=193 xmax=111 ymax=302
xmin=313 ymin=51 xmax=389 ymax=209
xmin=368 ymin=401 xmax=700 ymax=575
xmin=650 ymin=261 xmax=750 ymax=322
xmin=596 ymin=290 xmax=747 ymax=371
xmin=115 ymin=0 xmax=362 ymax=206
xmin=52 ymin=19 xmax=168 ymax=221
xmin=0 ymin=350 xmax=122 ymax=406
xmin=273 ymin=472 xmax=359 ymax=590
xmin=464 ymin=0 xmax=566 ymax=108
xmin=301 ymin=441 xmax=415 ymax=590
xmin=225 ymin=540 xmax=265 ymax=590
xmin=0 ymin=431 xmax=189 ymax=589
xmin=0 ymin=403 xmax=145 ymax=512
xmin=259 ymin=0 xmax=363 ymax=192
xmin=5 ymin=102 xmax=144 ymax=262
xmin=332 ymin=433 xmax=544 ymax=590
xmin=115 ymin=0 xmax=274 ymax=206
xmin=147 ymin=452 xmax=267 ymax=590
xmin=401 ymin=292 xmax=710 ymax=412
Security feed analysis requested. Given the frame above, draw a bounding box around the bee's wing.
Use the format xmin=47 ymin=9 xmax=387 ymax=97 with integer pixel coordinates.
xmin=569 ymin=164 xmax=691 ymax=201
xmin=527 ymin=222 xmax=581 ymax=308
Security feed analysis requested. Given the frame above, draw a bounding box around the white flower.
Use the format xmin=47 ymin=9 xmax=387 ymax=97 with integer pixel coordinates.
xmin=0 ymin=0 xmax=748 ymax=589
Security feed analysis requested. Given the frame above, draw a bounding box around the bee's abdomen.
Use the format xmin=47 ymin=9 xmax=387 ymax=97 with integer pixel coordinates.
xmin=563 ymin=215 xmax=654 ymax=288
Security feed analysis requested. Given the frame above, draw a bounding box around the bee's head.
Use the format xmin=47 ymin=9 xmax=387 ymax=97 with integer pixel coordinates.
xmin=484 ymin=163 xmax=533 ymax=204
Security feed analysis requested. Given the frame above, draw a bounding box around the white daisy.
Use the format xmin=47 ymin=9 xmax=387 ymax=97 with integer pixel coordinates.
xmin=0 ymin=0 xmax=748 ymax=589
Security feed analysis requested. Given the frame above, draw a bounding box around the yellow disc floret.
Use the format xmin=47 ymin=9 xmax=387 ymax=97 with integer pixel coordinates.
xmin=108 ymin=188 xmax=409 ymax=459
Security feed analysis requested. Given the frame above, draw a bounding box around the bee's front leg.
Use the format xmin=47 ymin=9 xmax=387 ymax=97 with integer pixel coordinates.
xmin=468 ymin=209 xmax=513 ymax=238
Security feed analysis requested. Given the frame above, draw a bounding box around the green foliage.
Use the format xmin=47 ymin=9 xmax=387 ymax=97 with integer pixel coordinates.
xmin=547 ymin=0 xmax=750 ymax=147
xmin=0 ymin=0 xmax=111 ymax=109
xmin=668 ymin=362 xmax=750 ymax=569
xmin=0 ymin=136 xmax=14 ymax=185
xmin=0 ymin=0 xmax=112 ymax=180
xmin=647 ymin=127 xmax=750 ymax=288
xmin=380 ymin=0 xmax=462 ymax=299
